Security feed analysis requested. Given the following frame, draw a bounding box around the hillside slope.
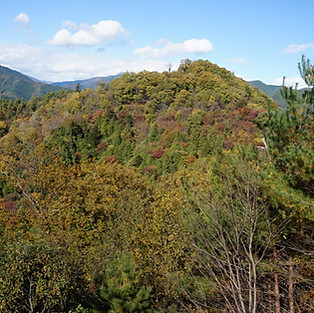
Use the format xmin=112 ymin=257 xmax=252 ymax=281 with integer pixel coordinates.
xmin=0 ymin=59 xmax=312 ymax=312
xmin=1 ymin=59 xmax=274 ymax=173
xmin=0 ymin=65 xmax=62 ymax=100
xmin=248 ymin=80 xmax=288 ymax=108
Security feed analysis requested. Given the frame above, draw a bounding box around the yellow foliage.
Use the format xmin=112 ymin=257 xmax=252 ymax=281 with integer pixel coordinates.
xmin=0 ymin=121 xmax=6 ymax=129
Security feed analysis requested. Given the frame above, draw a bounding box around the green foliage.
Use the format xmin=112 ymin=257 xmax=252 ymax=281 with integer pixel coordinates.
xmin=261 ymin=159 xmax=314 ymax=222
xmin=266 ymin=55 xmax=314 ymax=196
xmin=0 ymin=240 xmax=87 ymax=313
xmin=0 ymin=59 xmax=269 ymax=175
xmin=0 ymin=98 xmax=26 ymax=116
xmin=0 ymin=59 xmax=312 ymax=312
xmin=0 ymin=65 xmax=63 ymax=100
xmin=99 ymin=254 xmax=153 ymax=313
xmin=75 ymin=83 xmax=81 ymax=92
xmin=248 ymin=80 xmax=289 ymax=109
xmin=69 ymin=304 xmax=91 ymax=313
xmin=51 ymin=118 xmax=102 ymax=164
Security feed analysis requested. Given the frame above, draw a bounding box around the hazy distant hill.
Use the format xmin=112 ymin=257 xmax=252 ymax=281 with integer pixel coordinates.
xmin=52 ymin=73 xmax=123 ymax=90
xmin=0 ymin=65 xmax=62 ymax=100
xmin=248 ymin=80 xmax=288 ymax=108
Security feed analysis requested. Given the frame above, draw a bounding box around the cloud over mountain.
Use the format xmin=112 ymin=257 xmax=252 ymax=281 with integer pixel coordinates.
xmin=271 ymin=76 xmax=307 ymax=89
xmin=133 ymin=38 xmax=213 ymax=58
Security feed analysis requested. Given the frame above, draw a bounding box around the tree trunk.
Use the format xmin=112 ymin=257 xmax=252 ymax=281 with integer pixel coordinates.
xmin=288 ymin=256 xmax=295 ymax=313
xmin=273 ymin=245 xmax=281 ymax=313
xmin=267 ymin=283 xmax=272 ymax=313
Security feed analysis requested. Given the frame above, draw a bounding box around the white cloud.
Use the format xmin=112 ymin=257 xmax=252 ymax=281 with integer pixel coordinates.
xmin=133 ymin=38 xmax=213 ymax=58
xmin=62 ymin=20 xmax=79 ymax=30
xmin=282 ymin=43 xmax=314 ymax=54
xmin=0 ymin=40 xmax=172 ymax=82
xmin=228 ymin=58 xmax=249 ymax=63
xmin=48 ymin=20 xmax=126 ymax=46
xmin=155 ymin=38 xmax=171 ymax=46
xmin=270 ymin=76 xmax=307 ymax=89
xmin=13 ymin=13 xmax=32 ymax=33
xmin=14 ymin=13 xmax=30 ymax=25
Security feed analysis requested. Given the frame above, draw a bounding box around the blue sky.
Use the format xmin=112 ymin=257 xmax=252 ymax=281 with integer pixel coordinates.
xmin=1 ymin=0 xmax=313 ymax=87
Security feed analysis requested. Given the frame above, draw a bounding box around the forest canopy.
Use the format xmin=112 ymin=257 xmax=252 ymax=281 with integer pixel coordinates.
xmin=0 ymin=59 xmax=313 ymax=313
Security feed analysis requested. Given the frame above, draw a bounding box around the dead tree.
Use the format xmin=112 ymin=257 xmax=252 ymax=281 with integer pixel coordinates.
xmin=184 ymin=159 xmax=278 ymax=313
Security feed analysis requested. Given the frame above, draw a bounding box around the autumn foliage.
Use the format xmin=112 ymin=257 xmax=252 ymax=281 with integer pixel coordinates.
xmin=0 ymin=59 xmax=312 ymax=312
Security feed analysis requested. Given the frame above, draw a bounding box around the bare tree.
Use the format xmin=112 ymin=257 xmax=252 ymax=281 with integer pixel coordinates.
xmin=288 ymin=256 xmax=295 ymax=313
xmin=273 ymin=245 xmax=281 ymax=313
xmin=183 ymin=158 xmax=278 ymax=313
xmin=165 ymin=62 xmax=173 ymax=72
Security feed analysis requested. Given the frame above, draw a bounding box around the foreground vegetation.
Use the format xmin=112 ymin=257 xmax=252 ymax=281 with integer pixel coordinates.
xmin=0 ymin=59 xmax=313 ymax=312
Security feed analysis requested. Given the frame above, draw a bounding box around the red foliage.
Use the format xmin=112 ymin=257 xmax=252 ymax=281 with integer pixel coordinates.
xmin=74 ymin=151 xmax=82 ymax=160
xmin=224 ymin=139 xmax=234 ymax=150
xmin=158 ymin=120 xmax=183 ymax=131
xmin=90 ymin=110 xmax=104 ymax=123
xmin=95 ymin=141 xmax=108 ymax=153
xmin=102 ymin=155 xmax=119 ymax=163
xmin=3 ymin=201 xmax=17 ymax=211
xmin=202 ymin=113 xmax=215 ymax=125
xmin=155 ymin=112 xmax=176 ymax=123
xmin=228 ymin=107 xmax=265 ymax=123
xmin=215 ymin=121 xmax=226 ymax=132
xmin=70 ymin=114 xmax=84 ymax=123
xmin=3 ymin=193 xmax=19 ymax=202
xmin=213 ymin=112 xmax=224 ymax=122
xmin=151 ymin=149 xmax=165 ymax=159
xmin=143 ymin=165 xmax=159 ymax=176
xmin=234 ymin=120 xmax=256 ymax=133
xmin=184 ymin=155 xmax=197 ymax=164
xmin=3 ymin=194 xmax=19 ymax=212
xmin=117 ymin=111 xmax=127 ymax=122
xmin=134 ymin=114 xmax=146 ymax=123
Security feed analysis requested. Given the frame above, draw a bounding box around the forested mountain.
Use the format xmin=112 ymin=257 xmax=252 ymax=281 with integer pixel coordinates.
xmin=52 ymin=73 xmax=123 ymax=90
xmin=248 ymin=80 xmax=288 ymax=108
xmin=0 ymin=65 xmax=62 ymax=100
xmin=0 ymin=59 xmax=313 ymax=313
xmin=249 ymin=80 xmax=281 ymax=96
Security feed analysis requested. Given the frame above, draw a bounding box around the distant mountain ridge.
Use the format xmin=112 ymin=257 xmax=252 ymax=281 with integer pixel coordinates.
xmin=0 ymin=64 xmax=290 ymax=107
xmin=52 ymin=73 xmax=123 ymax=90
xmin=0 ymin=65 xmax=123 ymax=100
xmin=0 ymin=65 xmax=62 ymax=100
xmin=248 ymin=80 xmax=287 ymax=108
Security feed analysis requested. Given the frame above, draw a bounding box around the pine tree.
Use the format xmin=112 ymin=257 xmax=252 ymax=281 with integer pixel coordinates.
xmin=266 ymin=55 xmax=314 ymax=195
xmin=99 ymin=254 xmax=153 ymax=313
